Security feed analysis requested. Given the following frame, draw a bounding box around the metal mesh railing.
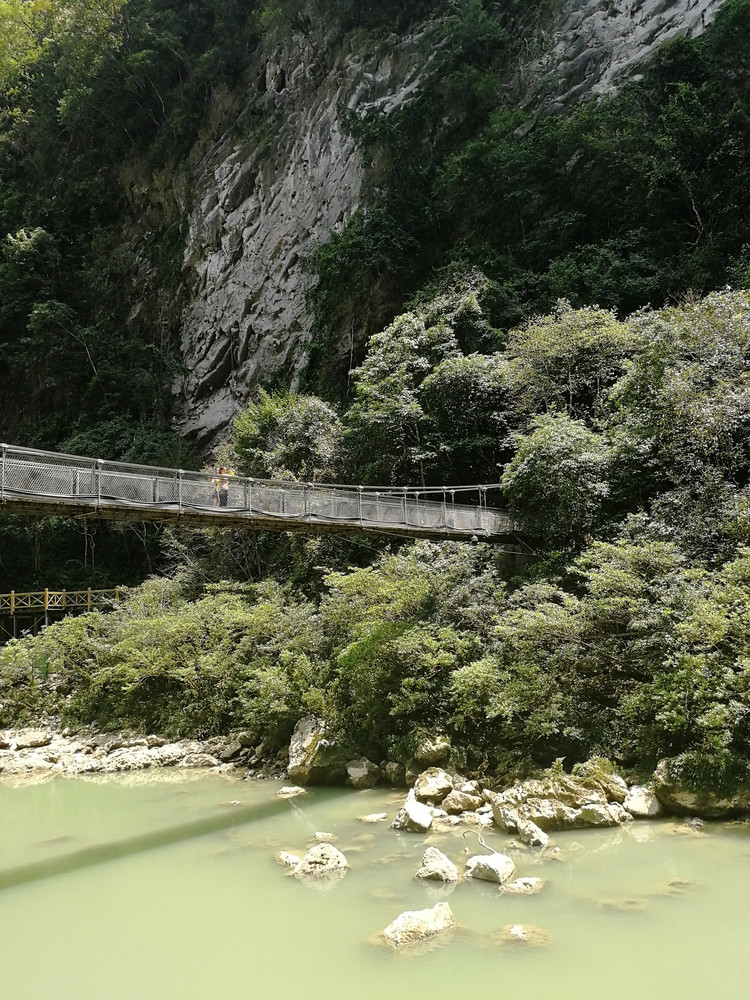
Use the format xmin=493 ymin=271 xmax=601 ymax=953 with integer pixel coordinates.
xmin=0 ymin=443 xmax=514 ymax=539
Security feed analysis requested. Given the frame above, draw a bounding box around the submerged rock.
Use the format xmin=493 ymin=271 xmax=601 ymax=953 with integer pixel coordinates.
xmin=276 ymin=785 xmax=306 ymax=798
xmin=382 ymin=901 xmax=456 ymax=949
xmin=596 ymin=897 xmax=650 ymax=913
xmin=501 ymin=877 xmax=544 ymax=895
xmin=494 ymin=924 xmax=551 ymax=947
xmin=293 ymin=843 xmax=349 ymax=878
xmin=358 ymin=812 xmax=388 ymax=823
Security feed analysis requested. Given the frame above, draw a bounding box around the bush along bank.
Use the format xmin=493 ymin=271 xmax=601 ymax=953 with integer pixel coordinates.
xmin=5 ymin=291 xmax=750 ymax=811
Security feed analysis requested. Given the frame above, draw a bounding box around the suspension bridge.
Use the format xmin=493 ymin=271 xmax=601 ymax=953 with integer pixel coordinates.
xmin=0 ymin=443 xmax=517 ymax=543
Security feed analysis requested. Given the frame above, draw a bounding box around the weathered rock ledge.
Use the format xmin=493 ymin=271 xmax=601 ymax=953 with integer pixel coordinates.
xmin=0 ymin=726 xmax=280 ymax=779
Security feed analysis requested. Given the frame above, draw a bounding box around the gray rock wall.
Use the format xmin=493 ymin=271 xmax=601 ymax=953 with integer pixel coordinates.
xmin=516 ymin=0 xmax=726 ymax=110
xmin=171 ymin=1 xmax=727 ymax=446
xmin=173 ymin=28 xmax=429 ymax=444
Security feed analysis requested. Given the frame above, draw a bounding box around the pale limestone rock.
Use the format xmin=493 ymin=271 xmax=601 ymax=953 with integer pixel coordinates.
xmin=496 ymin=923 xmax=551 ymax=947
xmin=345 ymin=757 xmax=383 ymax=789
xmin=502 ymin=877 xmax=544 ymax=895
xmin=459 ymin=811 xmax=493 ymax=829
xmin=287 ymin=716 xmax=347 ymax=786
xmin=415 ymin=846 xmax=458 ymax=883
xmin=358 ymin=812 xmax=388 ymax=823
xmin=414 ymin=735 xmax=451 ymax=765
xmin=623 ymin=786 xmax=663 ymax=818
xmin=465 ymin=853 xmax=516 ymax=884
xmin=573 ymin=758 xmax=629 ymax=803
xmin=516 ymin=817 xmax=550 ymax=848
xmin=176 ymin=752 xmax=220 ymax=769
xmin=293 ymin=842 xmax=348 ymax=878
xmin=276 ymin=851 xmax=301 ymax=868
xmin=382 ymin=902 xmax=456 ymax=949
xmin=10 ymin=730 xmax=52 ymax=750
xmin=487 ymin=772 xmax=635 ymax=832
xmin=414 ymin=767 xmax=454 ymax=804
xmin=574 ymin=801 xmax=632 ymax=827
xmin=384 ymin=761 xmax=406 ymax=787
xmin=441 ymin=789 xmax=483 ymax=814
xmin=492 ymin=804 xmax=520 ymax=834
xmin=391 ymin=789 xmax=433 ymax=833
xmin=276 ymin=785 xmax=307 ymax=798
xmin=459 ymin=779 xmax=480 ymax=795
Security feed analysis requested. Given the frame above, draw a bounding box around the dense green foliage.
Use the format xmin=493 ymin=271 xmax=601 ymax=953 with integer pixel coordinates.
xmin=6 ymin=288 xmax=750 ymax=795
xmin=0 ymin=0 xmax=255 ymax=589
xmin=308 ymin=0 xmax=750 ymax=391
xmin=4 ymin=0 xmax=750 ymax=797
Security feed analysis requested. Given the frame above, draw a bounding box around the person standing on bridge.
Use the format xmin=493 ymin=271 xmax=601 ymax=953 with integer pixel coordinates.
xmin=213 ymin=467 xmax=232 ymax=507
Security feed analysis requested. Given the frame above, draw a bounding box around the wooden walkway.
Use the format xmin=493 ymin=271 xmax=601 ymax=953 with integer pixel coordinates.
xmin=0 ymin=443 xmax=516 ymax=543
xmin=0 ymin=588 xmax=123 ymax=640
xmin=0 ymin=588 xmax=123 ymax=616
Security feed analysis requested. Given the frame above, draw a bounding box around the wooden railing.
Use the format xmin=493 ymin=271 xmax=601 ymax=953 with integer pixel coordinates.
xmin=0 ymin=588 xmax=123 ymax=616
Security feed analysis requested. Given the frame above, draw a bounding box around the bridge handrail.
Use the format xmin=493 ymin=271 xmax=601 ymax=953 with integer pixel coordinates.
xmin=0 ymin=588 xmax=123 ymax=614
xmin=0 ymin=443 xmax=503 ymax=497
xmin=0 ymin=442 xmax=513 ymax=538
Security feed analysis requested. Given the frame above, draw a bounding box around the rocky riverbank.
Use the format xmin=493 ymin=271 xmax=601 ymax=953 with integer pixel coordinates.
xmin=4 ymin=716 xmax=749 ymax=825
xmin=0 ymin=726 xmax=285 ymax=779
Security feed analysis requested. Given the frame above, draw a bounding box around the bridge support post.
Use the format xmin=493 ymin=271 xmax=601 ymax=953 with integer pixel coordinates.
xmin=178 ymin=470 xmax=183 ymax=513
xmin=357 ymin=486 xmax=363 ymax=526
xmin=1 ymin=443 xmax=6 ymax=501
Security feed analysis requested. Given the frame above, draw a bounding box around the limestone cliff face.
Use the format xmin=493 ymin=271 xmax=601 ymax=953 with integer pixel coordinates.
xmin=171 ymin=0 xmax=727 ymax=446
xmin=516 ymin=0 xmax=726 ymax=109
xmin=172 ymin=27 xmax=429 ymax=444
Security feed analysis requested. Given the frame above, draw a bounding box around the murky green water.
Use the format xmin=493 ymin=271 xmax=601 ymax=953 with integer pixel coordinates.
xmin=1 ymin=772 xmax=748 ymax=1000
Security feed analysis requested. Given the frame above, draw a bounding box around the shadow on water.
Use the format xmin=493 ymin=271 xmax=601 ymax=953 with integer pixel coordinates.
xmin=0 ymin=799 xmax=290 ymax=892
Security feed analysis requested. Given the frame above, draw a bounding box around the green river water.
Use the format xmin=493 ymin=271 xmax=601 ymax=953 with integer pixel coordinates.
xmin=1 ymin=771 xmax=748 ymax=1000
